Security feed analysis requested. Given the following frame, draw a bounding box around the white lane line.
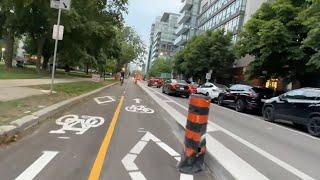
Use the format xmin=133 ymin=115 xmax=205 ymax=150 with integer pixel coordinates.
xmin=15 ymin=151 xmax=58 ymax=180
xmin=130 ymin=141 xmax=148 ymax=154
xmin=156 ymin=142 xmax=180 ymax=157
xmin=180 ymin=173 xmax=194 ymax=180
xmin=206 ymin=135 xmax=269 ymax=180
xmin=58 ymin=137 xmax=70 ymax=139
xmin=139 ymin=83 xmax=317 ymax=180
xmin=141 ymin=132 xmax=161 ymax=142
xmin=122 ymin=154 xmax=138 ymax=171
xmin=209 ymin=122 xmax=316 ymax=180
xmin=129 ymin=171 xmax=147 ymax=180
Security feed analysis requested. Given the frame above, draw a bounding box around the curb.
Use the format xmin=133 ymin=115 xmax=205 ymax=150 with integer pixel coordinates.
xmin=0 ymin=82 xmax=118 ymax=144
xmin=137 ymin=82 xmax=236 ymax=180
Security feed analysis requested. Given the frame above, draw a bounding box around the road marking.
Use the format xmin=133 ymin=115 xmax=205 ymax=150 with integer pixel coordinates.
xmin=133 ymin=98 xmax=142 ymax=104
xmin=88 ymin=96 xmax=125 ymax=180
xmin=130 ymin=141 xmax=148 ymax=154
xmin=15 ymin=151 xmax=58 ymax=180
xmin=122 ymin=154 xmax=139 ymax=171
xmin=94 ymin=96 xmax=116 ymax=105
xmin=141 ymin=83 xmax=317 ymax=180
xmin=121 ymin=131 xmax=193 ymax=180
xmin=180 ymin=173 xmax=194 ymax=180
xmin=129 ymin=172 xmax=147 ymax=180
xmin=125 ymin=105 xmax=155 ymax=114
xmin=58 ymin=136 xmax=70 ymax=139
xmin=50 ymin=115 xmax=104 ymax=135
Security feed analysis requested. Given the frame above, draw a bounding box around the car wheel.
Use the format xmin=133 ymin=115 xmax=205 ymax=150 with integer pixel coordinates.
xmin=235 ymin=99 xmax=246 ymax=112
xmin=162 ymin=88 xmax=165 ymax=93
xmin=307 ymin=117 xmax=320 ymax=137
xmin=263 ymin=106 xmax=275 ymax=122
xmin=217 ymin=96 xmax=224 ymax=106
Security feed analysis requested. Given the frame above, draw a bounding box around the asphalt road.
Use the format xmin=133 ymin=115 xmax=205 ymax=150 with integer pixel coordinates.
xmin=0 ymin=81 xmax=213 ymax=180
xmin=143 ymin=82 xmax=320 ymax=180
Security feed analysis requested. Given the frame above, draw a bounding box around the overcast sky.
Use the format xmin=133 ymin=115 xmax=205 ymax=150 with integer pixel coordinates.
xmin=124 ymin=0 xmax=180 ymax=45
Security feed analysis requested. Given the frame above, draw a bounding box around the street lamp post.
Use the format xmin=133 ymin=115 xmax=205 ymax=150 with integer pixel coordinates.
xmin=1 ymin=48 xmax=5 ymax=61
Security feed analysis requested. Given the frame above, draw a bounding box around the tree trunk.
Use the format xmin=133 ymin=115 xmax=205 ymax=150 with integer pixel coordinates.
xmin=86 ymin=64 xmax=89 ymax=75
xmin=42 ymin=57 xmax=49 ymax=71
xmin=36 ymin=37 xmax=46 ymax=72
xmin=4 ymin=32 xmax=14 ymax=69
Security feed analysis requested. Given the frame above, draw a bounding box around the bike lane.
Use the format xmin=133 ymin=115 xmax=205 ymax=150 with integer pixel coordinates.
xmin=100 ymin=81 xmax=213 ymax=180
xmin=0 ymin=83 xmax=124 ymax=180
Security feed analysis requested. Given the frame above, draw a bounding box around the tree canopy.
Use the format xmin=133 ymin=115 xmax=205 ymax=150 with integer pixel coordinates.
xmin=174 ymin=29 xmax=235 ymax=83
xmin=236 ymin=0 xmax=319 ymax=83
xmin=148 ymin=58 xmax=173 ymax=77
xmin=0 ymin=0 xmax=145 ymax=74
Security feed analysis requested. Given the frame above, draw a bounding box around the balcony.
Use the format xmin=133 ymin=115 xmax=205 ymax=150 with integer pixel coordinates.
xmin=174 ymin=35 xmax=187 ymax=46
xmin=175 ymin=24 xmax=190 ymax=35
xmin=177 ymin=11 xmax=191 ymax=24
xmin=180 ymin=0 xmax=193 ymax=13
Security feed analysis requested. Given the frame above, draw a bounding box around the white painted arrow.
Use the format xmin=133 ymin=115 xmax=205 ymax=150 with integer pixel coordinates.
xmin=121 ymin=131 xmax=193 ymax=180
xmin=94 ymin=96 xmax=115 ymax=105
xmin=133 ymin=98 xmax=142 ymax=104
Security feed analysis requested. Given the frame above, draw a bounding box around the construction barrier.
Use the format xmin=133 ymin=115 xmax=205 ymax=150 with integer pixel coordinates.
xmin=179 ymin=94 xmax=210 ymax=174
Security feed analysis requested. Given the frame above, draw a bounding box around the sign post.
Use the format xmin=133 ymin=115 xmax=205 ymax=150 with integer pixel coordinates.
xmin=50 ymin=0 xmax=71 ymax=94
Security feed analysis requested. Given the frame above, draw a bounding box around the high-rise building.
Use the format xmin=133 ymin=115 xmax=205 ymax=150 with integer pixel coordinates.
xmin=174 ymin=0 xmax=200 ymax=48
xmin=197 ymin=0 xmax=268 ymax=83
xmin=146 ymin=12 xmax=179 ymax=71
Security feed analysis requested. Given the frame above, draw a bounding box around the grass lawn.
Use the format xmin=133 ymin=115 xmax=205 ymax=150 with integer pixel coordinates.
xmin=0 ymin=80 xmax=117 ymax=126
xmin=0 ymin=62 xmax=91 ymax=79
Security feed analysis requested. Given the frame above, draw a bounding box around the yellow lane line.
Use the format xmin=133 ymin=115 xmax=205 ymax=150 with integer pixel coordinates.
xmin=88 ymin=96 xmax=125 ymax=180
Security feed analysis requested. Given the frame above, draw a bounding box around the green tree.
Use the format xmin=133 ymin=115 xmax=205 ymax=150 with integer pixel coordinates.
xmin=0 ymin=1 xmax=31 ymax=68
xmin=148 ymin=58 xmax=173 ymax=77
xmin=174 ymin=29 xmax=235 ymax=82
xmin=236 ymin=0 xmax=315 ymax=83
xmin=300 ymin=0 xmax=320 ymax=69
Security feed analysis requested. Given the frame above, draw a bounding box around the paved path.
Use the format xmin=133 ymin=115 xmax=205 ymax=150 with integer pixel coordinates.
xmin=0 ymin=81 xmax=213 ymax=180
xmin=140 ymin=81 xmax=320 ymax=180
xmin=0 ymin=78 xmax=88 ymax=101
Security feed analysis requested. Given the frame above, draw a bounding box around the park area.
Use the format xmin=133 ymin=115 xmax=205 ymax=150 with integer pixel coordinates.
xmin=0 ymin=62 xmax=116 ymax=126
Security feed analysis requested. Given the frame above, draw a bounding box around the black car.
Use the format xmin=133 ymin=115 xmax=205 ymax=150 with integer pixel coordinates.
xmin=217 ymin=84 xmax=274 ymax=112
xmin=263 ymin=88 xmax=320 ymax=137
xmin=162 ymin=79 xmax=190 ymax=98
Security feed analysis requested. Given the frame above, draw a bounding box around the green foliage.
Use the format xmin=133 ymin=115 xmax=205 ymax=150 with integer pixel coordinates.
xmin=236 ymin=0 xmax=318 ymax=81
xmin=174 ymin=29 xmax=235 ymax=82
xmin=148 ymin=58 xmax=173 ymax=77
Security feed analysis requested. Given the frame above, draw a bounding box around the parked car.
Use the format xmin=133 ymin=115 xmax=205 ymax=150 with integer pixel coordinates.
xmin=147 ymin=78 xmax=163 ymax=88
xmin=263 ymin=88 xmax=320 ymax=137
xmin=217 ymin=84 xmax=274 ymax=112
xmin=162 ymin=79 xmax=190 ymax=98
xmin=197 ymin=82 xmax=227 ymax=101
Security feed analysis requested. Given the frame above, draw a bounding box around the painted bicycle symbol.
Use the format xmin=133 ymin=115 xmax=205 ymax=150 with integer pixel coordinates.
xmin=50 ymin=115 xmax=105 ymax=135
xmin=125 ymin=105 xmax=155 ymax=114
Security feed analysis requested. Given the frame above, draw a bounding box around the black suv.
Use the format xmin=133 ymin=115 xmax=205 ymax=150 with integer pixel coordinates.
xmin=263 ymin=88 xmax=320 ymax=137
xmin=217 ymin=84 xmax=274 ymax=112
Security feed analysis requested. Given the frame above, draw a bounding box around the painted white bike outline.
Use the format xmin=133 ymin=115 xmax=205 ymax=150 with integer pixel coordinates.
xmin=125 ymin=105 xmax=154 ymax=114
xmin=50 ymin=115 xmax=105 ymax=135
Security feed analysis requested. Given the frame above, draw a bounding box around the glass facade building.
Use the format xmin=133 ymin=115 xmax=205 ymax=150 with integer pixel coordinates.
xmin=147 ymin=12 xmax=179 ymax=69
xmin=174 ymin=0 xmax=200 ymax=47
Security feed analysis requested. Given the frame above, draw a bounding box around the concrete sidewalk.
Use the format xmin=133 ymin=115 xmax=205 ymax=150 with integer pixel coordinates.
xmin=0 ymin=78 xmax=88 ymax=102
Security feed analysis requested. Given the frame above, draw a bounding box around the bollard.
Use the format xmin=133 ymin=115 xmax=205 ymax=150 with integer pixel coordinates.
xmin=179 ymin=94 xmax=210 ymax=174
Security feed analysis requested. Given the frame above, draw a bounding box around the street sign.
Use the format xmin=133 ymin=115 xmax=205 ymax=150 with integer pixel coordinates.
xmin=52 ymin=25 xmax=64 ymax=40
xmin=206 ymin=73 xmax=212 ymax=80
xmin=51 ymin=0 xmax=71 ymax=10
